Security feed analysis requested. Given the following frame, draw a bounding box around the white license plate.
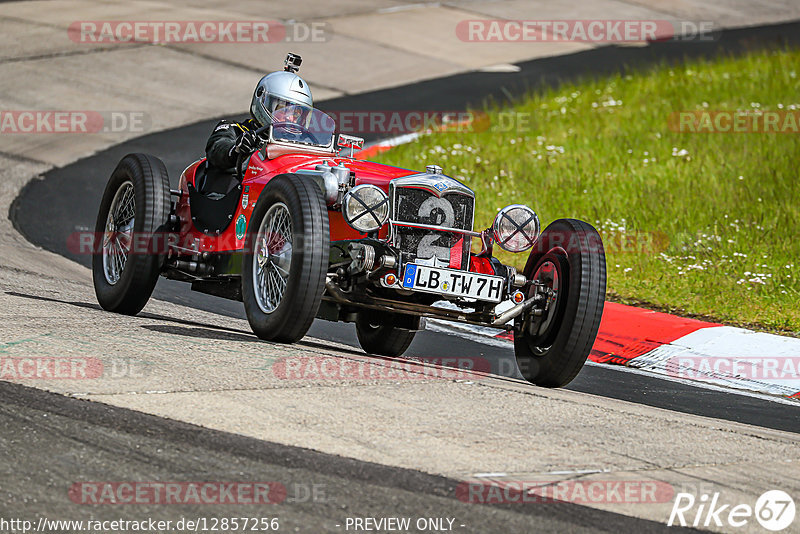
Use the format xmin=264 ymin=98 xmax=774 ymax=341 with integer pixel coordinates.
xmin=401 ymin=263 xmax=505 ymax=303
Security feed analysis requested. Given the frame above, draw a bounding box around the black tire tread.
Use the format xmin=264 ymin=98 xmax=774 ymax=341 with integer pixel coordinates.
xmin=515 ymin=218 xmax=606 ymax=387
xmin=92 ymin=153 xmax=170 ymax=315
xmin=355 ymin=313 xmax=416 ymax=357
xmin=242 ymin=174 xmax=329 ymax=343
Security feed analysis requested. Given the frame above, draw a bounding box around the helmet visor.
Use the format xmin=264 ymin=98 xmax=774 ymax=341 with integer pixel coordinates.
xmin=267 ymin=96 xmax=311 ymax=125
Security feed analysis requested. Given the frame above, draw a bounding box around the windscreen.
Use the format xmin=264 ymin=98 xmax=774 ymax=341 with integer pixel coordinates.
xmin=267 ymin=98 xmax=336 ymax=147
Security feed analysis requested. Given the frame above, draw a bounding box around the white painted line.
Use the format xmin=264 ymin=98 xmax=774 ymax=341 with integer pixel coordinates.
xmin=583 ymin=360 xmax=800 ymax=407
xmin=478 ymin=64 xmax=522 ymax=73
xmin=426 ymin=320 xmax=510 ymax=350
xmin=543 ymin=469 xmax=608 ymax=475
xmin=362 ymin=131 xmax=421 ymax=151
xmin=378 ymin=3 xmax=440 ymax=14
xmin=426 ymin=319 xmax=800 ymax=405
xmin=631 ymin=326 xmax=800 ymax=398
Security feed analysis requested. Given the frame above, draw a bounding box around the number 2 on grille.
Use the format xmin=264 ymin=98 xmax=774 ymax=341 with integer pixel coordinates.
xmin=417 ymin=196 xmax=454 ymax=260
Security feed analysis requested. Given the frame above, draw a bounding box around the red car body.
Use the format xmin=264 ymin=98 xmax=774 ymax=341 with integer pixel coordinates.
xmin=174 ymin=153 xmax=496 ymax=275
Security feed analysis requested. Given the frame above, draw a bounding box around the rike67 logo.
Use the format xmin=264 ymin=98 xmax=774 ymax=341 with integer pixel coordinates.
xmin=668 ymin=490 xmax=795 ymax=531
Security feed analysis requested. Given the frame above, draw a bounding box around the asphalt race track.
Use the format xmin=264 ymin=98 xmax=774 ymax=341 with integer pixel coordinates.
xmin=2 ymin=379 xmax=702 ymax=533
xmin=12 ymin=21 xmax=800 ymax=434
xmin=5 ymin=0 xmax=800 ymax=529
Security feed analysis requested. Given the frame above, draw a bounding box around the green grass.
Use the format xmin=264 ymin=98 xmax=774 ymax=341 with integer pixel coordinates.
xmin=373 ymin=47 xmax=800 ymax=334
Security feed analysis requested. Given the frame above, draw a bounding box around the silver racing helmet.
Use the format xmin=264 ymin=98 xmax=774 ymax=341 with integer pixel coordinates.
xmin=249 ymin=53 xmax=313 ymax=127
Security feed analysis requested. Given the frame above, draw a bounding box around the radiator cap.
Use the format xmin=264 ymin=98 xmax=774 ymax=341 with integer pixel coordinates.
xmin=426 ymin=164 xmax=443 ymax=174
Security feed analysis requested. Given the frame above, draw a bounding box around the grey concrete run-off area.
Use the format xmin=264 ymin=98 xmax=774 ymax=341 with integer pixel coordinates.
xmin=1 ymin=1 xmax=799 ymax=531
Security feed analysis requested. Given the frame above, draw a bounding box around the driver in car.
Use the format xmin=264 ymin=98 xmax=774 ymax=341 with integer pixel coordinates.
xmin=203 ymin=53 xmax=312 ymax=193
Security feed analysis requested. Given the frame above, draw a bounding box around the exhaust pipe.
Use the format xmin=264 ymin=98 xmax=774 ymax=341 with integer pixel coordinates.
xmin=491 ymin=296 xmax=538 ymax=326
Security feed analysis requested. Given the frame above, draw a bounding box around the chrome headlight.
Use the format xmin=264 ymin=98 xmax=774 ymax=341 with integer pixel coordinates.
xmin=342 ymin=184 xmax=389 ymax=233
xmin=492 ymin=204 xmax=540 ymax=252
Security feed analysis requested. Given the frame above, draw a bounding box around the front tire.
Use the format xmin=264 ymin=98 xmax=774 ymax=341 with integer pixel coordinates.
xmin=514 ymin=219 xmax=606 ymax=387
xmin=92 ymin=153 xmax=170 ymax=315
xmin=242 ymin=174 xmax=329 ymax=343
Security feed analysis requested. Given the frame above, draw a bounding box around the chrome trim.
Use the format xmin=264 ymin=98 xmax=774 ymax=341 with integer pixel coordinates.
xmin=491 ymin=296 xmax=538 ymax=326
xmin=294 ymin=168 xmax=339 ymax=206
xmin=388 ymin=172 xmax=476 ymax=253
xmin=265 ymin=139 xmax=335 ymax=159
xmin=337 ymin=134 xmax=365 ymax=158
xmin=348 ymin=243 xmax=376 ymax=273
xmin=389 ymin=221 xmax=481 ymax=237
xmin=476 ymin=228 xmax=494 ymax=256
xmin=343 ymin=184 xmax=390 ymax=233
xmin=253 ymin=202 xmax=293 ymax=314
xmin=378 ymin=255 xmax=397 ymax=269
xmin=324 ymin=280 xmax=513 ymax=330
xmin=492 ymin=204 xmax=540 ymax=253
xmin=426 ymin=164 xmax=443 ymax=174
xmin=102 ymin=180 xmax=135 ymax=286
xmin=390 ymin=172 xmax=474 ymax=198
xmin=170 ymin=245 xmax=200 ymax=256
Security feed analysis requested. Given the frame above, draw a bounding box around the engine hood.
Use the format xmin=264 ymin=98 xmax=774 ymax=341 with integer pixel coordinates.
xmin=254 ymin=153 xmax=472 ymax=197
xmin=389 ymin=172 xmax=474 ymax=198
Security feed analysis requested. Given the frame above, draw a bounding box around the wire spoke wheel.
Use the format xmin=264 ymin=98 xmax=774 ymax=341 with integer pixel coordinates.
xmin=242 ymin=174 xmax=328 ymax=343
xmin=253 ymin=202 xmax=293 ymax=314
xmin=102 ymin=181 xmax=135 ymax=285
xmin=92 ymin=153 xmax=170 ymax=315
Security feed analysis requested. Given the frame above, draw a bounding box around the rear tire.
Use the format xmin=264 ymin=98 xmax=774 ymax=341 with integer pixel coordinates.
xmin=514 ymin=219 xmax=606 ymax=387
xmin=355 ymin=311 xmax=417 ymax=357
xmin=92 ymin=153 xmax=170 ymax=315
xmin=242 ymin=174 xmax=329 ymax=343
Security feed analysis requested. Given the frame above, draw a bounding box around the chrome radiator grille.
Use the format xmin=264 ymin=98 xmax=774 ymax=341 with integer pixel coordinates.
xmin=390 ymin=184 xmax=474 ymax=270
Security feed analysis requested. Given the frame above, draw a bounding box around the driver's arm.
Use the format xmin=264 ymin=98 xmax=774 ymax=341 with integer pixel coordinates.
xmin=205 ymin=121 xmax=239 ymax=172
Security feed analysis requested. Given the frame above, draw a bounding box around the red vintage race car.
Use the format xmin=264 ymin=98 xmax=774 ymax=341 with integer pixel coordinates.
xmin=92 ymin=70 xmax=606 ymax=388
